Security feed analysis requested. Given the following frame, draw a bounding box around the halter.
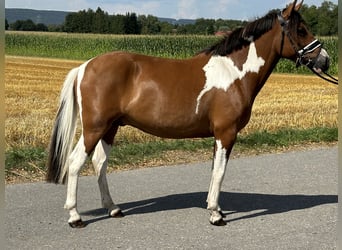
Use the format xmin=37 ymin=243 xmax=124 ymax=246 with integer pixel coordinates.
xmin=277 ymin=13 xmax=338 ymax=85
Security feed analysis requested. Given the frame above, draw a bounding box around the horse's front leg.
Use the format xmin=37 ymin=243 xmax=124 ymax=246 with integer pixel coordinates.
xmin=207 ymin=136 xmax=235 ymax=226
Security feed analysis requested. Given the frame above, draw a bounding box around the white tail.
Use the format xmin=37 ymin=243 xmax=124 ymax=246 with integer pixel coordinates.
xmin=46 ymin=67 xmax=80 ymax=184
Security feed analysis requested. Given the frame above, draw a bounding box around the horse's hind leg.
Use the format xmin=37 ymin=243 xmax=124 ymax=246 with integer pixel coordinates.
xmin=65 ymin=127 xmax=113 ymax=228
xmin=92 ymin=127 xmax=124 ymax=218
xmin=64 ymin=136 xmax=88 ymax=228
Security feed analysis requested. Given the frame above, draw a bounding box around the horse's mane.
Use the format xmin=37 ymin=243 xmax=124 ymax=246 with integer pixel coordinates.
xmin=200 ymin=9 xmax=297 ymax=56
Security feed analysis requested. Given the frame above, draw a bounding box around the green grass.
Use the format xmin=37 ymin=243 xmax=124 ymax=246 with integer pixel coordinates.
xmin=5 ymin=127 xmax=337 ymax=179
xmin=5 ymin=32 xmax=338 ymax=75
xmin=235 ymin=127 xmax=337 ymax=148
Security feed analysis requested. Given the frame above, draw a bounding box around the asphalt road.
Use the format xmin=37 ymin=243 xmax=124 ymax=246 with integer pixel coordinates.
xmin=5 ymin=146 xmax=337 ymax=249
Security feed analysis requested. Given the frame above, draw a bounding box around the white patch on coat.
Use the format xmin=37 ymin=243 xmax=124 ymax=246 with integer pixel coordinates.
xmin=76 ymin=59 xmax=92 ymax=124
xmin=195 ymin=42 xmax=265 ymax=113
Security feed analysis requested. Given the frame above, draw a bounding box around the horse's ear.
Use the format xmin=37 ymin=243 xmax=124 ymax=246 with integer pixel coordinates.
xmin=294 ymin=0 xmax=304 ymax=11
xmin=282 ymin=0 xmax=303 ymax=19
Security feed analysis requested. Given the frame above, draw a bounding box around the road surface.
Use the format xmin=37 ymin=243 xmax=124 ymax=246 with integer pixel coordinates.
xmin=6 ymin=146 xmax=337 ymax=249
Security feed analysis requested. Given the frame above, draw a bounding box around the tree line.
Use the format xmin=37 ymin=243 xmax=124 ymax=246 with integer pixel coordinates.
xmin=300 ymin=1 xmax=337 ymax=36
xmin=6 ymin=18 xmax=48 ymax=31
xmin=6 ymin=1 xmax=337 ymax=36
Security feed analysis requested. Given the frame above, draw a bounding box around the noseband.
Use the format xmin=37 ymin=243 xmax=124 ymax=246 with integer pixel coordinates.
xmin=277 ymin=13 xmax=338 ymax=85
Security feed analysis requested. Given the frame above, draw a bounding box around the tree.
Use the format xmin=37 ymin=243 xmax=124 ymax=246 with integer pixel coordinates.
xmin=316 ymin=1 xmax=337 ymax=36
xmin=176 ymin=24 xmax=190 ymax=34
xmin=10 ymin=19 xmax=36 ymax=31
xmin=64 ymin=12 xmax=80 ymax=32
xmin=193 ymin=18 xmax=215 ymax=35
xmin=109 ymin=14 xmax=125 ymax=34
xmin=330 ymin=3 xmax=338 ymax=35
xmin=301 ymin=1 xmax=337 ymax=36
xmin=22 ymin=19 xmax=36 ymax=31
xmin=301 ymin=5 xmax=318 ymax=35
xmin=139 ymin=15 xmax=161 ymax=34
xmin=48 ymin=24 xmax=64 ymax=32
xmin=36 ymin=23 xmax=48 ymax=31
xmin=92 ymin=7 xmax=110 ymax=33
xmin=10 ymin=20 xmax=23 ymax=30
xmin=60 ymin=3 xmax=337 ymax=35
xmin=124 ymin=12 xmax=141 ymax=34
xmin=159 ymin=21 xmax=175 ymax=34
xmin=81 ymin=9 xmax=94 ymax=33
xmin=64 ymin=9 xmax=94 ymax=33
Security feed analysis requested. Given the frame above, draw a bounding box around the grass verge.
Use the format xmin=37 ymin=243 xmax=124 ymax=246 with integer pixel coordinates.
xmin=5 ymin=127 xmax=337 ymax=183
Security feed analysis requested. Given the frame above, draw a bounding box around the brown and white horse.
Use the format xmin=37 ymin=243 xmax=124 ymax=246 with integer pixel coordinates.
xmin=47 ymin=0 xmax=331 ymax=228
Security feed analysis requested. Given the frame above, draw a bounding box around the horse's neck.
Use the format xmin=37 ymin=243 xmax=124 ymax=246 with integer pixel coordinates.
xmin=243 ymin=31 xmax=281 ymax=101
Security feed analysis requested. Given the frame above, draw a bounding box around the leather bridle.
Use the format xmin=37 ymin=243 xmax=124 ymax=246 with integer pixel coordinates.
xmin=277 ymin=13 xmax=338 ymax=85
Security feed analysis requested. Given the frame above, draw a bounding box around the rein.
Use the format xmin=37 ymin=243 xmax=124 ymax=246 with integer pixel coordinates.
xmin=309 ymin=68 xmax=339 ymax=85
xmin=277 ymin=13 xmax=338 ymax=85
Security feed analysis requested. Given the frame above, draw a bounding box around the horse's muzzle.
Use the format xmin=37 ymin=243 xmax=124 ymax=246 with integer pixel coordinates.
xmin=296 ymin=39 xmax=330 ymax=73
xmin=312 ymin=48 xmax=330 ymax=73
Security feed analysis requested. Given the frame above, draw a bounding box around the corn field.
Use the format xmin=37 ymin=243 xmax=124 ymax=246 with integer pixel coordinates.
xmin=5 ymin=31 xmax=338 ymax=75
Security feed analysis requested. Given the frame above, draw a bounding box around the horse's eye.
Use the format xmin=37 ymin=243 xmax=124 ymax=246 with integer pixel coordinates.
xmin=298 ymin=27 xmax=307 ymax=36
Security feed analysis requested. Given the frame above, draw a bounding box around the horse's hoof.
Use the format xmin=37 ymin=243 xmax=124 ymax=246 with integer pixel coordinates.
xmin=210 ymin=218 xmax=227 ymax=226
xmin=110 ymin=210 xmax=125 ymax=218
xmin=68 ymin=219 xmax=86 ymax=228
xmin=219 ymin=210 xmax=226 ymax=218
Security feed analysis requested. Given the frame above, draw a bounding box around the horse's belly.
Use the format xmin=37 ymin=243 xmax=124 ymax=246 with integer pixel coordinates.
xmin=120 ymin=113 xmax=212 ymax=139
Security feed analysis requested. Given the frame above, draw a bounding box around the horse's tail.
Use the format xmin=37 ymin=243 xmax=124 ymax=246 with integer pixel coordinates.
xmin=46 ymin=67 xmax=80 ymax=184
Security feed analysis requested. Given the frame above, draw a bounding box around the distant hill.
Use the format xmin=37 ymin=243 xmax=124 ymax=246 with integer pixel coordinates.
xmin=5 ymin=8 xmax=70 ymax=25
xmin=5 ymin=8 xmax=196 ymax=26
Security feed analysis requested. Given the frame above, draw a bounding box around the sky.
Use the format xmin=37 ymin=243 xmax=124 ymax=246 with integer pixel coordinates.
xmin=5 ymin=0 xmax=338 ymax=20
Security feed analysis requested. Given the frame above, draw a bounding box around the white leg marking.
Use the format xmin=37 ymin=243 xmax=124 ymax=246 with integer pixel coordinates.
xmin=207 ymin=140 xmax=228 ymax=211
xmin=64 ymin=136 xmax=88 ymax=223
xmin=196 ymin=42 xmax=265 ymax=113
xmin=207 ymin=140 xmax=228 ymax=224
xmin=92 ymin=140 xmax=121 ymax=216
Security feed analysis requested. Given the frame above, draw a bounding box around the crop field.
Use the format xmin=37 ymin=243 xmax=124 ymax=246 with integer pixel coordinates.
xmin=5 ymin=56 xmax=337 ymax=150
xmin=5 ymin=32 xmax=338 ymax=75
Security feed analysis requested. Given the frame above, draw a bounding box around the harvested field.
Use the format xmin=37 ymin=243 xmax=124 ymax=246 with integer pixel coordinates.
xmin=5 ymin=56 xmax=338 ymax=150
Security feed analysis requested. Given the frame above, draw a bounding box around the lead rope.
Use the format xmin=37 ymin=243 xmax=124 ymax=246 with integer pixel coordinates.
xmin=309 ymin=68 xmax=338 ymax=85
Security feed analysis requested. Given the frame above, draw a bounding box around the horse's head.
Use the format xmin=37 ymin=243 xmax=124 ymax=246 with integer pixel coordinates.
xmin=277 ymin=0 xmax=330 ymax=73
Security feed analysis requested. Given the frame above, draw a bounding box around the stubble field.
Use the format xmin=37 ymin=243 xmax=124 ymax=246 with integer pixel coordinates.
xmin=5 ymin=56 xmax=337 ymax=148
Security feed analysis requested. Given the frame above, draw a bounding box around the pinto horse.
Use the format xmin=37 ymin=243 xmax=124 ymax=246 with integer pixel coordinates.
xmin=47 ymin=0 xmax=330 ymax=228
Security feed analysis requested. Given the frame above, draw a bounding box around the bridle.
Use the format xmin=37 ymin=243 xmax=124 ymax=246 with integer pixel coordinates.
xmin=277 ymin=13 xmax=338 ymax=85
